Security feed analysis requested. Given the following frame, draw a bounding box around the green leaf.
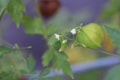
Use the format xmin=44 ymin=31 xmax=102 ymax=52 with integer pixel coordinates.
xmin=103 ymin=25 xmax=120 ymax=47
xmin=0 ymin=45 xmax=12 ymax=57
xmin=27 ymin=55 xmax=35 ymax=72
xmin=47 ymin=24 xmax=56 ymax=36
xmin=48 ymin=35 xmax=57 ymax=46
xmin=53 ymin=51 xmax=68 ymax=69
xmin=39 ymin=76 xmax=61 ymax=80
xmin=100 ymin=6 xmax=118 ymax=19
xmin=42 ymin=49 xmax=53 ymax=66
xmin=22 ymin=16 xmax=45 ymax=35
xmin=117 ymin=49 xmax=120 ymax=55
xmin=53 ymin=52 xmax=73 ymax=78
xmin=100 ymin=0 xmax=120 ymax=19
xmin=7 ymin=0 xmax=25 ymax=27
xmin=104 ymin=64 xmax=120 ymax=80
xmin=62 ymin=61 xmax=73 ymax=79
xmin=0 ymin=0 xmax=9 ymax=19
xmin=40 ymin=67 xmax=51 ymax=77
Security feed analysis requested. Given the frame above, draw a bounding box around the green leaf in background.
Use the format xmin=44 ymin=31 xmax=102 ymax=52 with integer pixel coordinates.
xmin=39 ymin=76 xmax=61 ymax=80
xmin=53 ymin=52 xmax=73 ymax=78
xmin=22 ymin=16 xmax=45 ymax=35
xmin=110 ymin=0 xmax=120 ymax=8
xmin=117 ymin=49 xmax=120 ymax=56
xmin=100 ymin=0 xmax=120 ymax=19
xmin=104 ymin=65 xmax=120 ymax=80
xmin=0 ymin=50 xmax=28 ymax=80
xmin=7 ymin=0 xmax=25 ymax=27
xmin=48 ymin=35 xmax=57 ymax=46
xmin=0 ymin=45 xmax=12 ymax=57
xmin=40 ymin=67 xmax=51 ymax=77
xmin=75 ymin=68 xmax=104 ymax=80
xmin=103 ymin=25 xmax=120 ymax=47
xmin=47 ymin=24 xmax=56 ymax=36
xmin=100 ymin=5 xmax=119 ymax=19
xmin=27 ymin=55 xmax=35 ymax=72
xmin=0 ymin=0 xmax=9 ymax=20
xmin=42 ymin=49 xmax=53 ymax=66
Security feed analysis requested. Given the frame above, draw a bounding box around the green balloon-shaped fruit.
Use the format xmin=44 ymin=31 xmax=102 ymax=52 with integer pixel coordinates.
xmin=77 ymin=23 xmax=104 ymax=48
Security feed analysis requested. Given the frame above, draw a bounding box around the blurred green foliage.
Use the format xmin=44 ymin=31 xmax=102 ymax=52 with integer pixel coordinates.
xmin=104 ymin=65 xmax=120 ymax=80
xmin=100 ymin=0 xmax=120 ymax=19
xmin=0 ymin=0 xmax=120 ymax=80
xmin=75 ymin=68 xmax=105 ymax=80
xmin=7 ymin=0 xmax=25 ymax=27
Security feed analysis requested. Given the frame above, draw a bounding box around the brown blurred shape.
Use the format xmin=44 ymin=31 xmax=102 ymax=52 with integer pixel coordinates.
xmin=103 ymin=32 xmax=116 ymax=53
xmin=38 ymin=0 xmax=60 ymax=18
xmin=17 ymin=76 xmax=29 ymax=80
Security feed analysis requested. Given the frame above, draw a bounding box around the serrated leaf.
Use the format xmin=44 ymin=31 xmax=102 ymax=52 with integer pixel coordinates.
xmin=42 ymin=49 xmax=53 ymax=66
xmin=53 ymin=52 xmax=68 ymax=69
xmin=7 ymin=0 xmax=25 ymax=27
xmin=22 ymin=16 xmax=45 ymax=35
xmin=27 ymin=55 xmax=35 ymax=72
xmin=62 ymin=61 xmax=74 ymax=79
xmin=40 ymin=67 xmax=51 ymax=77
xmin=103 ymin=25 xmax=120 ymax=47
xmin=53 ymin=52 xmax=73 ymax=78
xmin=48 ymin=35 xmax=57 ymax=46
xmin=104 ymin=64 xmax=120 ymax=80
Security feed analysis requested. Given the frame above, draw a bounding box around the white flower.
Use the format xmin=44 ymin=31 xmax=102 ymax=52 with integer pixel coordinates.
xmin=70 ymin=28 xmax=76 ymax=35
xmin=54 ymin=33 xmax=60 ymax=40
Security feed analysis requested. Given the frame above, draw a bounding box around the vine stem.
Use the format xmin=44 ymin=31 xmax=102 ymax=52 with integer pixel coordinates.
xmin=101 ymin=50 xmax=119 ymax=57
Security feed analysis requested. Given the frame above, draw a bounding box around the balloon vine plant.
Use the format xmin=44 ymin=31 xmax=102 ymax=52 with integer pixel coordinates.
xmin=0 ymin=0 xmax=120 ymax=80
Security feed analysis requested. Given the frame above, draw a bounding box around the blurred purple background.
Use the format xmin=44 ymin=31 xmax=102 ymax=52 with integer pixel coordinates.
xmin=3 ymin=0 xmax=107 ymax=69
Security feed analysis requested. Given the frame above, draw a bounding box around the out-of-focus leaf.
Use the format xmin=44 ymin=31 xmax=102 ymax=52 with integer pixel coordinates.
xmin=27 ymin=55 xmax=35 ymax=72
xmin=48 ymin=35 xmax=57 ymax=46
xmin=103 ymin=25 xmax=120 ymax=47
xmin=53 ymin=52 xmax=73 ymax=78
xmin=40 ymin=67 xmax=51 ymax=77
xmin=110 ymin=0 xmax=120 ymax=8
xmin=0 ymin=0 xmax=9 ymax=19
xmin=104 ymin=65 xmax=120 ymax=80
xmin=117 ymin=49 xmax=120 ymax=55
xmin=42 ymin=49 xmax=53 ymax=66
xmin=100 ymin=6 xmax=118 ymax=19
xmin=0 ymin=45 xmax=12 ymax=57
xmin=47 ymin=24 xmax=56 ymax=36
xmin=75 ymin=68 xmax=104 ymax=80
xmin=39 ymin=76 xmax=61 ymax=80
xmin=100 ymin=0 xmax=120 ymax=19
xmin=22 ymin=16 xmax=45 ymax=35
xmin=7 ymin=0 xmax=25 ymax=27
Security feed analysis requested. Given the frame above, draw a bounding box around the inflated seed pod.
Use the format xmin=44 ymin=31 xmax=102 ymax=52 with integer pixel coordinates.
xmin=77 ymin=23 xmax=104 ymax=48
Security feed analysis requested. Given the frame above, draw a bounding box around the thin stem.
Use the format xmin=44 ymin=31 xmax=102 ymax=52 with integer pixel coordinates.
xmin=101 ymin=50 xmax=119 ymax=56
